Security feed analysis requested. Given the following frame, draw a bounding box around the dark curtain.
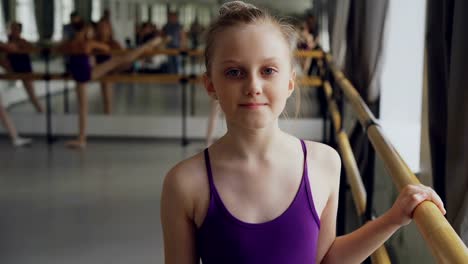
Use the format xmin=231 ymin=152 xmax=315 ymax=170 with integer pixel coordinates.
xmin=34 ymin=0 xmax=54 ymax=41
xmin=326 ymin=0 xmax=337 ymax=43
xmin=426 ymin=0 xmax=468 ymax=243
xmin=343 ymin=0 xmax=388 ymax=186
xmin=344 ymin=0 xmax=388 ymax=105
xmin=74 ymin=0 xmax=92 ymax=22
xmin=328 ymin=0 xmax=350 ymax=69
xmin=2 ymin=0 xmax=10 ymax=24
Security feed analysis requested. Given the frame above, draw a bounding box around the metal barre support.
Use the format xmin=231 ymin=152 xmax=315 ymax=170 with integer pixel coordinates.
xmin=180 ymin=77 xmax=189 ymax=146
xmin=42 ymin=48 xmax=54 ymax=144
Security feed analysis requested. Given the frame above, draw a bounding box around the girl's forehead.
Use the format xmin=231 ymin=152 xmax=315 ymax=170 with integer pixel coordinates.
xmin=212 ymin=23 xmax=291 ymax=64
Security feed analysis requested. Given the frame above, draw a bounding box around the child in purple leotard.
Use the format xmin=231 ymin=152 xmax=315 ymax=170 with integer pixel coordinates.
xmin=160 ymin=2 xmax=446 ymax=263
xmin=56 ymin=21 xmax=167 ymax=149
xmin=6 ymin=22 xmax=43 ymax=113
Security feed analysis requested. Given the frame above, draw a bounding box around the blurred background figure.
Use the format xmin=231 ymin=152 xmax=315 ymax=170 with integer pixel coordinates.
xmin=62 ymin=11 xmax=83 ymax=41
xmin=6 ymin=22 xmax=43 ymax=113
xmin=189 ymin=18 xmax=203 ymax=50
xmin=296 ymin=20 xmax=316 ymax=73
xmin=95 ymin=14 xmax=123 ymax=115
xmin=162 ymin=11 xmax=186 ymax=73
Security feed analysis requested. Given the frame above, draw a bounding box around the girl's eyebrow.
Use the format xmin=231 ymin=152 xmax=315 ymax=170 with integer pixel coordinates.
xmin=220 ymin=59 xmax=240 ymax=64
xmin=261 ymin=57 xmax=280 ymax=62
xmin=220 ymin=57 xmax=280 ymax=64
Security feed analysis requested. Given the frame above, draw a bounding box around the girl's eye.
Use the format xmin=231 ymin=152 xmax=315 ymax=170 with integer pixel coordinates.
xmin=262 ymin=67 xmax=277 ymax=76
xmin=225 ymin=69 xmax=243 ymax=78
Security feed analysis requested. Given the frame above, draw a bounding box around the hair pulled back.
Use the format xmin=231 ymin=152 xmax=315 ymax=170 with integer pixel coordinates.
xmin=204 ymin=1 xmax=297 ymax=74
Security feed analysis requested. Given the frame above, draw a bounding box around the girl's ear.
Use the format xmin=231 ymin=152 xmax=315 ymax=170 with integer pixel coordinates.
xmin=287 ymin=70 xmax=296 ymax=97
xmin=203 ymin=73 xmax=218 ymax=100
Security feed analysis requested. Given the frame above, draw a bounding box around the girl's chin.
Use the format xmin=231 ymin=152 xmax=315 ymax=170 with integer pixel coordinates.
xmin=229 ymin=118 xmax=279 ymax=130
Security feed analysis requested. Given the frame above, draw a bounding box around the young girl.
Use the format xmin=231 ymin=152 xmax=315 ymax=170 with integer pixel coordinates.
xmin=95 ymin=19 xmax=123 ymax=115
xmin=0 ymin=40 xmax=32 ymax=146
xmin=6 ymin=22 xmax=44 ymax=113
xmin=160 ymin=2 xmax=445 ymax=263
xmin=56 ymin=21 xmax=165 ymax=149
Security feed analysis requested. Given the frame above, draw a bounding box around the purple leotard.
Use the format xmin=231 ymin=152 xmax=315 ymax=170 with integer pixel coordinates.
xmin=68 ymin=54 xmax=91 ymax=83
xmin=95 ymin=54 xmax=111 ymax=64
xmin=197 ymin=139 xmax=320 ymax=264
xmin=7 ymin=53 xmax=32 ymax=73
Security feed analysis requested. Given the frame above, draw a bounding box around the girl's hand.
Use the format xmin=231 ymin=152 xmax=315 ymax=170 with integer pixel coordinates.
xmin=388 ymin=184 xmax=446 ymax=227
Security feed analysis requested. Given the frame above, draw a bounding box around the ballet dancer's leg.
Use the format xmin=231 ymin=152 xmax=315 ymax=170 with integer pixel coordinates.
xmin=91 ymin=37 xmax=167 ymax=80
xmin=65 ymin=83 xmax=87 ymax=149
xmin=100 ymin=81 xmax=113 ymax=115
xmin=0 ymin=101 xmax=31 ymax=146
xmin=22 ymin=80 xmax=44 ymax=113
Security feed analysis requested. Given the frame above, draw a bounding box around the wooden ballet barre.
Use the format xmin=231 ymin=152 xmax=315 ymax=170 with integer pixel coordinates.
xmin=0 ymin=73 xmax=196 ymax=84
xmin=298 ymin=76 xmax=322 ymax=86
xmin=4 ymin=46 xmax=323 ymax=58
xmin=100 ymin=74 xmax=202 ymax=84
xmin=294 ymin=50 xmax=324 ymax=58
xmin=96 ymin=75 xmax=322 ymax=86
xmin=323 ymin=81 xmax=391 ymax=263
xmin=103 ymin=48 xmax=323 ymax=58
xmin=96 ymin=48 xmax=323 ymax=58
xmin=19 ymin=48 xmax=204 ymax=57
xmin=0 ymin=73 xmax=66 ymax=81
xmin=1 ymin=47 xmax=324 ymax=60
xmin=0 ymin=73 xmax=322 ymax=86
xmin=99 ymin=75 xmax=322 ymax=86
xmin=326 ymin=55 xmax=468 ymax=264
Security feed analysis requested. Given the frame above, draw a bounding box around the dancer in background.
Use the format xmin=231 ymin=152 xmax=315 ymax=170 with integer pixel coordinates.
xmin=56 ymin=21 xmax=167 ymax=149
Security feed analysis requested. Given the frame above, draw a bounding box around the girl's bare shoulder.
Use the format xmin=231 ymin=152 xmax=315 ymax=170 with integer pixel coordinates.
xmin=162 ymin=152 xmax=209 ymax=214
xmin=303 ymin=140 xmax=341 ymax=186
xmin=303 ymin=140 xmax=340 ymax=164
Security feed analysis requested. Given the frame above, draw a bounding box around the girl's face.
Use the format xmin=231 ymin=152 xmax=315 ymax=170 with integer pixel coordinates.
xmin=205 ymin=23 xmax=295 ymax=130
xmin=10 ymin=24 xmax=21 ymax=38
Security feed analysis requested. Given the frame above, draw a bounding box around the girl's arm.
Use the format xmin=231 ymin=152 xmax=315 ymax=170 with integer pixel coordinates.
xmin=0 ymin=42 xmax=17 ymax=52
xmin=89 ymin=41 xmax=111 ymax=53
xmin=317 ymin=160 xmax=445 ymax=264
xmin=161 ymin=165 xmax=199 ymax=264
xmin=18 ymin=38 xmax=36 ymax=50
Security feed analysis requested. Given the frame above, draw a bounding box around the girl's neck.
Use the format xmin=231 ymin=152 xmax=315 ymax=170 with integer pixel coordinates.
xmin=214 ymin=121 xmax=287 ymax=160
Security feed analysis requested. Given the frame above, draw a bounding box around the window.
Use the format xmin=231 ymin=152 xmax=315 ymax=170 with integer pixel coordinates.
xmin=140 ymin=4 xmax=148 ymax=22
xmin=15 ymin=0 xmax=39 ymax=41
xmin=151 ymin=3 xmax=166 ymax=28
xmin=52 ymin=0 xmax=74 ymax=41
xmin=128 ymin=2 xmax=132 ymax=20
xmin=0 ymin=1 xmax=7 ymax=41
xmin=92 ymin=0 xmax=102 ymax=22
xmin=179 ymin=4 xmax=196 ymax=30
xmin=198 ymin=6 xmax=212 ymax=27
xmin=115 ymin=1 xmax=120 ymax=20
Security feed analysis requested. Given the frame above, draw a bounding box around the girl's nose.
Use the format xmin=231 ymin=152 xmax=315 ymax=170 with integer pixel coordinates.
xmin=243 ymin=74 xmax=263 ymax=96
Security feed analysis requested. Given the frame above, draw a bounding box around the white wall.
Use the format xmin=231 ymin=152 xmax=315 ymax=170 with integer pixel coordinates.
xmin=379 ymin=0 xmax=427 ymax=173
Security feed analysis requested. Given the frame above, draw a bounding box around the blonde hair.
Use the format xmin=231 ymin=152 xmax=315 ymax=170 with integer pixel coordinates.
xmin=204 ymin=1 xmax=298 ymax=74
